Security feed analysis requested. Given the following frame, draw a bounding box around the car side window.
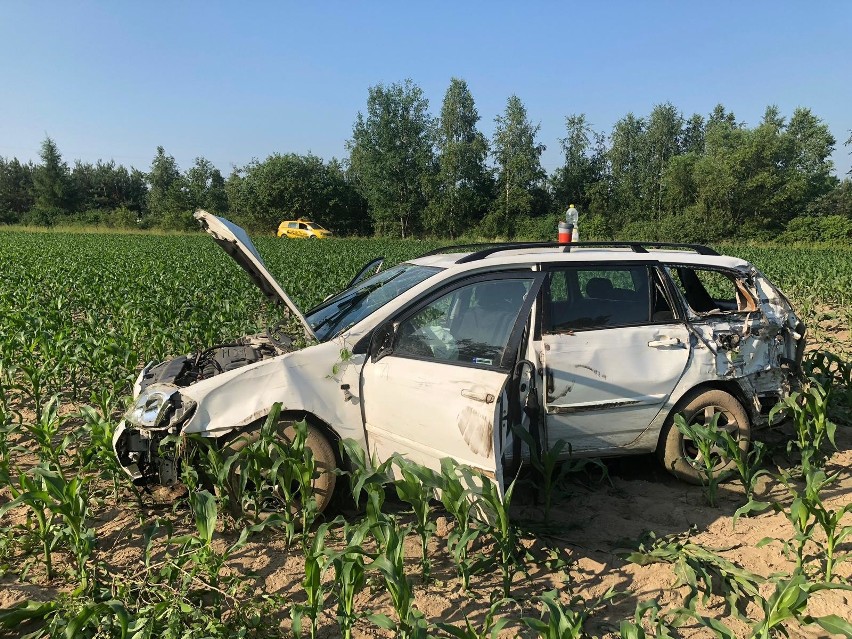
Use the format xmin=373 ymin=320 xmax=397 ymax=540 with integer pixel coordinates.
xmin=544 ymin=266 xmax=651 ymax=332
xmin=666 ymin=265 xmax=756 ymax=314
xmin=395 ymin=278 xmax=533 ymax=367
xmin=288 ymin=222 xmax=299 ymax=229
xmin=298 ymin=222 xmax=308 ymax=230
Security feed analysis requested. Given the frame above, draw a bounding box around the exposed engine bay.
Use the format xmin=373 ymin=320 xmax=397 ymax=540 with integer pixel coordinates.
xmin=137 ymin=332 xmax=290 ymax=392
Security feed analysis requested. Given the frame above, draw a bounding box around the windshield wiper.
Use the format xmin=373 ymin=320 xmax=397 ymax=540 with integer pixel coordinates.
xmin=310 ymin=285 xmax=378 ymax=334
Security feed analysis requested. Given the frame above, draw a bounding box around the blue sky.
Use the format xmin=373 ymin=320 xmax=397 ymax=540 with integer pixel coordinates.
xmin=1 ymin=2 xmax=850 ymax=177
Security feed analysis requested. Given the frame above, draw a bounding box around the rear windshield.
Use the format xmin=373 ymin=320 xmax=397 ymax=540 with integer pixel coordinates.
xmin=306 ymin=263 xmax=441 ymax=341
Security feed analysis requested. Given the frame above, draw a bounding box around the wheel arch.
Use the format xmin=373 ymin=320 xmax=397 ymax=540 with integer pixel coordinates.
xmin=216 ymin=408 xmax=348 ymax=470
xmin=657 ymin=379 xmax=753 ymax=451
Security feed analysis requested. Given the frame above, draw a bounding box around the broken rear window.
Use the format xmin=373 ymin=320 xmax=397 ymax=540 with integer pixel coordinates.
xmin=665 ymin=266 xmax=756 ymax=315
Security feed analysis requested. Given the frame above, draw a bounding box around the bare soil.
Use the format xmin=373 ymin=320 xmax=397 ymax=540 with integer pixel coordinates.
xmin=2 ymin=419 xmax=850 ymax=638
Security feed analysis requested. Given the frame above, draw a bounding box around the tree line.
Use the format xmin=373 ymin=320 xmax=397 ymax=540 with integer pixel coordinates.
xmin=1 ymin=77 xmax=850 ymax=241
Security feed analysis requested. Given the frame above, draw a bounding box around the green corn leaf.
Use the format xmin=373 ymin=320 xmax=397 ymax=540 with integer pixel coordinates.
xmin=190 ymin=490 xmax=218 ymax=545
xmin=0 ymin=600 xmax=58 ymax=627
xmin=807 ymin=614 xmax=852 ymax=637
xmin=367 ymin=613 xmax=397 ymax=630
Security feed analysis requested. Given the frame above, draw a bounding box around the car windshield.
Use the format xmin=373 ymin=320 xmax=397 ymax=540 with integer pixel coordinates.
xmin=305 ymin=263 xmax=441 ymax=341
xmin=307 ymin=223 xmax=325 ymax=230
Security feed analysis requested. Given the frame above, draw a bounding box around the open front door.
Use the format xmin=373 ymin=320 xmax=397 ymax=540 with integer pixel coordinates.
xmin=360 ymin=273 xmax=542 ymax=489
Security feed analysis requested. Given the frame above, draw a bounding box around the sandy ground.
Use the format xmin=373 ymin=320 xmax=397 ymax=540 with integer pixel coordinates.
xmin=2 ymin=419 xmax=850 ymax=638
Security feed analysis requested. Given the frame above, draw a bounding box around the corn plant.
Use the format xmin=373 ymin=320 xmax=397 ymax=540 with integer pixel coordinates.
xmin=476 ymin=472 xmax=524 ymax=598
xmin=435 ymin=592 xmax=515 ymax=639
xmin=191 ymin=432 xmax=249 ymax=523
xmin=803 ymin=349 xmax=852 ymax=415
xmin=437 ymin=458 xmax=484 ymax=591
xmin=339 ymin=438 xmax=397 ymax=535
xmin=292 ymin=522 xmax=332 ymax=639
xmin=717 ymin=430 xmax=768 ymax=501
xmin=737 ymin=463 xmax=852 ymax=580
xmin=522 ymin=588 xmax=618 ymax=639
xmin=0 ymin=469 xmax=61 ymax=580
xmin=191 ymin=405 xmax=318 ymax=545
xmin=770 ymin=377 xmax=837 ymax=470
xmin=21 ymin=395 xmax=69 ymax=468
xmin=327 ymin=519 xmax=370 ymax=639
xmin=625 ymin=529 xmax=764 ymax=612
xmin=618 ymin=600 xmax=677 ymax=639
xmin=0 ymin=405 xmax=16 ymax=486
xmin=673 ymin=412 xmax=729 ymax=507
xmin=76 ymin=405 xmax=128 ymax=500
xmin=512 ymin=427 xmax=569 ymax=522
xmin=12 ymin=359 xmax=58 ymax=424
xmin=393 ymin=456 xmax=440 ymax=582
xmin=368 ymin=520 xmax=428 ymax=639
xmin=38 ymin=466 xmax=96 ymax=588
xmin=286 ymin=419 xmax=320 ymax=547
xmin=0 ymin=596 xmax=131 ymax=638
xmin=687 ymin=572 xmax=852 ymax=639
xmin=151 ymin=493 xmax=256 ymax=614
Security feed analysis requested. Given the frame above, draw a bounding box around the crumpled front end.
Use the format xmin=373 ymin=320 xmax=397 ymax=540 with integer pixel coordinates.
xmin=113 ymin=381 xmax=197 ymax=485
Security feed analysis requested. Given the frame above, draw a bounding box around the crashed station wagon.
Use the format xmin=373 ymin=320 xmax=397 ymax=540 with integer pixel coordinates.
xmin=114 ymin=211 xmax=806 ymax=512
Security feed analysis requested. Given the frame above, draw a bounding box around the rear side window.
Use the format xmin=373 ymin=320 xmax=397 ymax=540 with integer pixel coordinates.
xmin=544 ymin=266 xmax=651 ymax=331
xmin=666 ymin=266 xmax=756 ymax=314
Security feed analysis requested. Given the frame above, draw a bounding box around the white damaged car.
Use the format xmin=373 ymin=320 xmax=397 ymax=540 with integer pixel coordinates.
xmin=114 ymin=211 xmax=806 ymax=512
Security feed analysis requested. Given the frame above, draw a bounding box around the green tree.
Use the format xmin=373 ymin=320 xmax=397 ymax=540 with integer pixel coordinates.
xmin=425 ymin=78 xmax=492 ymax=237
xmin=551 ymin=114 xmax=603 ymax=213
xmin=806 ymin=180 xmax=852 ymax=218
xmin=185 ymin=157 xmax=228 ymax=215
xmin=0 ymin=157 xmax=34 ymax=224
xmin=326 ymin=158 xmax=370 ymax=235
xmin=644 ymin=102 xmax=684 ymax=219
xmin=227 ymin=153 xmax=366 ymax=234
xmin=682 ymin=113 xmax=705 ymax=154
xmin=32 ymin=136 xmax=73 ymax=223
xmin=783 ymin=107 xmax=837 ymax=214
xmin=347 ymin=79 xmax=435 ymax=237
xmin=146 ymin=146 xmax=189 ymax=229
xmin=607 ymin=113 xmax=646 ymax=228
xmin=488 ymin=94 xmax=546 ymax=235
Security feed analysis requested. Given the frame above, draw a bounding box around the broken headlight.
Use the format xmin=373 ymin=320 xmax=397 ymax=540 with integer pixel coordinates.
xmin=124 ymin=383 xmax=181 ymax=430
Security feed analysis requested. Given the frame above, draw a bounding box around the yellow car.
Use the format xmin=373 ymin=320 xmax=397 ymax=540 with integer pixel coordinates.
xmin=277 ymin=219 xmax=332 ymax=239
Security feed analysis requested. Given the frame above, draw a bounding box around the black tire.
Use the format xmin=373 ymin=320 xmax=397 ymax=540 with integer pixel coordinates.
xmin=657 ymin=388 xmax=750 ymax=484
xmin=223 ymin=418 xmax=337 ymax=517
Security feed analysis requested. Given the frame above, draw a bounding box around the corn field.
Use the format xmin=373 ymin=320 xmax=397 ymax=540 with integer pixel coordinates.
xmin=1 ymin=229 xmax=851 ymax=638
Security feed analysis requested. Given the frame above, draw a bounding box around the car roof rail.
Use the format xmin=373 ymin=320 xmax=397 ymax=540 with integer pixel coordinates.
xmin=417 ymin=241 xmax=719 ymax=264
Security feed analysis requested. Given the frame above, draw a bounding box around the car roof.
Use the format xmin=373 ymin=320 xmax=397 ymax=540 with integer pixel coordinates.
xmin=410 ymin=247 xmax=750 ymax=271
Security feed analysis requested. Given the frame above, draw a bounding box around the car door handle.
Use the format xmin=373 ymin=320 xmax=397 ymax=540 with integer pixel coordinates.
xmin=461 ymin=389 xmax=495 ymax=403
xmin=648 ymin=337 xmax=683 ymax=348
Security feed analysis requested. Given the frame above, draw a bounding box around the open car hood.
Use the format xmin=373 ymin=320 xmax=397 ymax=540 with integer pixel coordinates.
xmin=194 ymin=210 xmax=317 ymax=341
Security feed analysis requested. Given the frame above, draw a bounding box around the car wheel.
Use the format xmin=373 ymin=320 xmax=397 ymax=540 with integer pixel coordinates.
xmin=219 ymin=418 xmax=337 ymax=519
xmin=658 ymin=388 xmax=750 ymax=484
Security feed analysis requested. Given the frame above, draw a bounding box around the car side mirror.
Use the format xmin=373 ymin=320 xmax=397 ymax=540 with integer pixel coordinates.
xmin=370 ymin=321 xmax=396 ymax=363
